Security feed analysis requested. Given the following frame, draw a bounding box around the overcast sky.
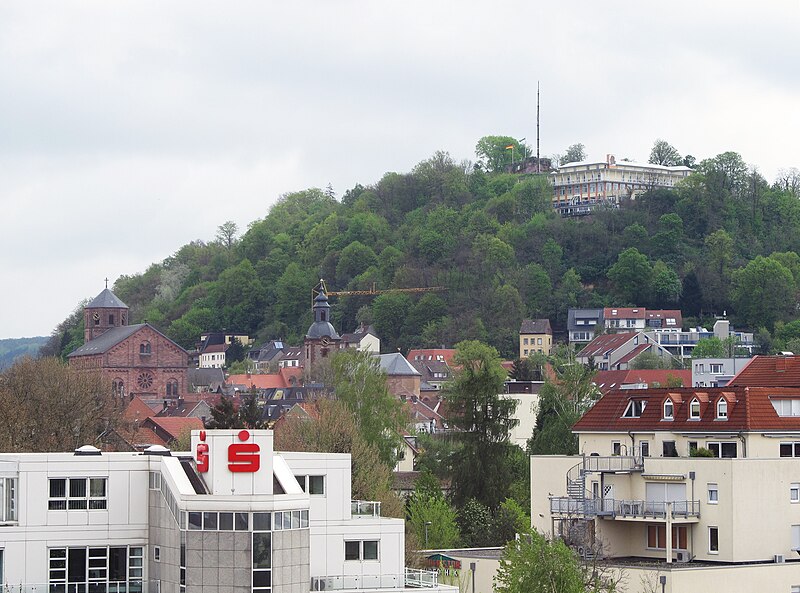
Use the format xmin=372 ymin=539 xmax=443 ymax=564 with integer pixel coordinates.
xmin=2 ymin=1 xmax=799 ymax=339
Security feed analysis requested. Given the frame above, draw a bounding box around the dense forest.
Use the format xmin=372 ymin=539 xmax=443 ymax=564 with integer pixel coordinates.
xmin=42 ymin=138 xmax=800 ymax=360
xmin=0 ymin=337 xmax=48 ymax=370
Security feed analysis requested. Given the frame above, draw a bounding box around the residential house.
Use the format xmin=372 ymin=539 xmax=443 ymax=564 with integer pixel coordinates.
xmin=649 ymin=319 xmax=756 ymax=360
xmin=519 ymin=319 xmax=553 ymax=357
xmin=568 ymin=308 xmax=604 ymax=344
xmin=198 ymin=343 xmax=228 ymax=368
xmin=532 ymin=385 xmax=800 ymax=592
xmin=407 ymin=349 xmax=457 ymax=366
xmin=729 ymin=354 xmax=800 ymax=387
xmin=340 ymin=323 xmax=381 ymax=353
xmin=551 ymin=154 xmax=692 ymax=216
xmin=577 ymin=332 xmax=675 ymax=371
xmin=692 ymin=357 xmax=752 ymax=387
xmin=500 ymin=380 xmax=543 ymax=449
xmin=409 ymin=359 xmax=452 ymax=392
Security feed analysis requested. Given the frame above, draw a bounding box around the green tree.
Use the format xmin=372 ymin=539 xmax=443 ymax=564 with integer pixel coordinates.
xmin=215 ymin=220 xmax=239 ymax=249
xmin=407 ymin=491 xmax=461 ymax=549
xmin=561 ymin=143 xmax=587 ymax=164
xmin=648 ymin=139 xmax=682 ymax=166
xmin=206 ymin=396 xmax=243 ymax=429
xmin=330 ymin=349 xmax=409 ymax=467
xmin=630 ymin=351 xmax=669 ymax=370
xmin=607 ymin=247 xmax=653 ymax=304
xmin=528 ymin=355 xmax=598 ymax=455
xmin=495 ymin=529 xmax=617 ymax=593
xmin=336 ymin=241 xmax=379 ymax=286
xmin=691 ymin=337 xmax=728 ymax=359
xmin=731 ymin=256 xmax=795 ymax=329
xmin=457 ymin=498 xmax=493 ymax=548
xmin=475 ymin=135 xmax=529 ymax=173
xmin=446 ymin=341 xmax=518 ymax=509
xmin=649 ymin=260 xmax=682 ymax=306
xmin=372 ymin=292 xmax=413 ymax=352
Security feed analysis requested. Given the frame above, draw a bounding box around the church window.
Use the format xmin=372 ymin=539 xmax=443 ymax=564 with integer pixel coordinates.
xmin=140 ymin=342 xmax=151 ymax=355
xmin=136 ymin=372 xmax=154 ymax=391
xmin=108 ymin=314 xmax=115 ymax=325
xmin=321 ymin=311 xmax=327 ymax=322
xmin=112 ymin=379 xmax=125 ymax=397
xmin=166 ymin=380 xmax=179 ymax=397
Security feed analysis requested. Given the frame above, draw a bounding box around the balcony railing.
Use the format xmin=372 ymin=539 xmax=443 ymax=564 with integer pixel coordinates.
xmin=1 ymin=584 xmax=147 ymax=593
xmin=310 ymin=570 xmax=439 ymax=591
xmin=583 ymin=455 xmax=644 ymax=473
xmin=351 ymin=500 xmax=381 ymax=517
xmin=550 ymin=497 xmax=700 ymax=519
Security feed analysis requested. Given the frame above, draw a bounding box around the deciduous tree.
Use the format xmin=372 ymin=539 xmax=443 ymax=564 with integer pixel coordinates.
xmin=648 ymin=139 xmax=682 ymax=166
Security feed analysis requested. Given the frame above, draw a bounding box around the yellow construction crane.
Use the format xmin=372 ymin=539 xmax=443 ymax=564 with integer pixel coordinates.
xmin=312 ymin=279 xmax=446 ymax=305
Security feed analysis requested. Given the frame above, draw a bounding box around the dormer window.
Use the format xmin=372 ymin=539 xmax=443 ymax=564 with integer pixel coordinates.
xmin=690 ymin=398 xmax=701 ymax=419
xmin=717 ymin=398 xmax=728 ymax=420
xmin=623 ymin=400 xmax=646 ymax=418
xmin=663 ymin=399 xmax=674 ymax=420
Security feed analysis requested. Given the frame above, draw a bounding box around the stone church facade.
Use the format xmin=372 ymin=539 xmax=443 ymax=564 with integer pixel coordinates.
xmin=69 ymin=287 xmax=189 ymax=400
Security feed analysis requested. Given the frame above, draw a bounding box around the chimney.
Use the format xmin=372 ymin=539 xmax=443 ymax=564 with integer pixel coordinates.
xmin=163 ymin=400 xmax=168 ymax=410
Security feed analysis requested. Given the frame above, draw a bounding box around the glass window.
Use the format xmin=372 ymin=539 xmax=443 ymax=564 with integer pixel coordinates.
xmin=345 ymin=541 xmax=360 ymax=561
xmin=780 ymin=442 xmax=800 ymax=457
xmin=219 ymin=512 xmax=234 ymax=531
xmin=640 ymin=441 xmax=650 ymax=457
xmin=235 ymin=512 xmax=249 ymax=531
xmin=203 ymin=512 xmax=218 ymax=531
xmin=708 ymin=442 xmax=737 ymax=458
xmin=717 ymin=399 xmax=728 ymax=419
xmin=612 ymin=441 xmax=621 ymax=456
xmin=188 ymin=512 xmax=202 ymax=530
xmin=253 ymin=513 xmax=271 ymax=531
xmin=792 ymin=484 xmax=800 ymax=503
xmin=296 ymin=475 xmax=306 ymax=492
xmin=709 ymin=527 xmax=719 ymax=553
xmin=363 ymin=541 xmax=379 ymax=561
xmin=309 ymin=475 xmax=325 ymax=495
xmin=663 ymin=441 xmax=678 ymax=458
xmin=252 ymin=533 xmax=271 ymax=569
xmin=663 ymin=399 xmax=674 ymax=419
xmin=690 ymin=399 xmax=700 ymax=419
xmin=708 ymin=483 xmax=718 ymax=504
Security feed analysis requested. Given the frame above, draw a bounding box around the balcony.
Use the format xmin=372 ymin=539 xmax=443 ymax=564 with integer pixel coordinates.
xmin=351 ymin=500 xmax=381 ymax=517
xmin=0 ymin=585 xmax=146 ymax=593
xmin=583 ymin=455 xmax=644 ymax=473
xmin=310 ymin=569 xmax=440 ymax=590
xmin=550 ymin=497 xmax=700 ymax=521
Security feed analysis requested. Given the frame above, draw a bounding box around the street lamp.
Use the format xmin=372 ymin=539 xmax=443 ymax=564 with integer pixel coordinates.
xmin=424 ymin=521 xmax=432 ymax=548
xmin=659 ymin=575 xmax=667 ymax=593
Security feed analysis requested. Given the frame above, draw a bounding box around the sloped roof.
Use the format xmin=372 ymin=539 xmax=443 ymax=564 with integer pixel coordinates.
xmin=68 ymin=324 xmax=146 ymax=357
xmin=143 ymin=416 xmax=203 ymax=441
xmin=87 ymin=288 xmax=128 ymax=309
xmin=729 ymin=356 xmax=800 ymax=387
xmin=593 ymin=369 xmax=691 ymax=394
xmin=378 ymin=353 xmax=422 ymax=376
xmin=226 ymin=373 xmax=287 ymax=390
xmin=646 ymin=309 xmax=682 ymax=323
xmin=520 ymin=319 xmax=552 ymax=335
xmin=573 ymin=386 xmax=800 ymax=433
xmin=604 ymin=307 xmax=647 ymax=319
xmin=201 ymin=343 xmax=228 ymax=354
xmin=188 ymin=368 xmax=225 ymax=388
xmin=407 ymin=349 xmax=457 ymax=365
xmin=123 ymin=396 xmax=158 ymax=423
xmin=578 ymin=332 xmax=638 ymax=359
xmin=616 ymin=344 xmax=651 ymax=365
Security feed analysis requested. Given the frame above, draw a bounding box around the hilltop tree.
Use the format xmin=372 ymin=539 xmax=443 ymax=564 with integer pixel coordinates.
xmin=648 ymin=139 xmax=682 ymax=166
xmin=215 ymin=220 xmax=239 ymax=249
xmin=475 ymin=136 xmax=529 ymax=172
xmin=561 ymin=143 xmax=587 ymax=164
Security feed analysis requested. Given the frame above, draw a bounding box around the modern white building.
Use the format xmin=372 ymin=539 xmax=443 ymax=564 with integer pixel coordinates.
xmin=551 ymin=154 xmax=692 ymax=216
xmin=0 ymin=429 xmax=455 ymax=593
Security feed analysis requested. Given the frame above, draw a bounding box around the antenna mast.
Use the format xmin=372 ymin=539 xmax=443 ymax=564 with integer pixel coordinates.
xmin=536 ymin=81 xmax=541 ymax=173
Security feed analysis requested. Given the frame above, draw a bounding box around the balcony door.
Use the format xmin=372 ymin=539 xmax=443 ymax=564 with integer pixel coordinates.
xmin=645 ymin=482 xmax=687 ymax=514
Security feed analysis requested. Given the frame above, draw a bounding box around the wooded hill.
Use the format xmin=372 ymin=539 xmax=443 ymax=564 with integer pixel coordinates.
xmin=42 ymin=143 xmax=800 ymax=360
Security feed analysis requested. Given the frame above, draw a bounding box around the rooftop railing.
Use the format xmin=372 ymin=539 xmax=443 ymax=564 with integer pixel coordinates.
xmin=351 ymin=500 xmax=381 ymax=517
xmin=550 ymin=497 xmax=700 ymax=519
xmin=310 ymin=570 xmax=439 ymax=591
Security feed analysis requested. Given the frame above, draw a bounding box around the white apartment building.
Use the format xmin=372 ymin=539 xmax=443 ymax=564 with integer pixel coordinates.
xmin=692 ymin=357 xmax=752 ymax=387
xmin=531 ymin=385 xmax=800 ymax=593
xmin=551 ymin=155 xmax=692 ymax=216
xmin=0 ymin=429 xmax=454 ymax=593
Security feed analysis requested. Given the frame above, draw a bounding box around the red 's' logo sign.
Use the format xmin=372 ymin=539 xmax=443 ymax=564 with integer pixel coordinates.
xmin=196 ymin=430 xmax=209 ymax=473
xmin=228 ymin=430 xmax=260 ymax=473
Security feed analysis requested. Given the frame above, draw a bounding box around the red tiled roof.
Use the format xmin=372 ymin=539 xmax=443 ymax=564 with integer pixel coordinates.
xmin=407 ymin=349 xmax=457 ymax=366
xmin=604 ymin=308 xmax=647 ymax=319
xmin=227 ymin=374 xmax=287 ymax=390
xmin=594 ymin=370 xmax=691 ymax=393
xmin=578 ymin=333 xmax=638 ymax=358
xmin=616 ymin=344 xmax=651 ymax=365
xmin=646 ymin=309 xmax=682 ymax=322
xmin=143 ymin=416 xmax=203 ymax=441
xmin=279 ymin=366 xmax=302 ymax=386
xmin=123 ymin=396 xmax=158 ymax=422
xmin=729 ymin=355 xmax=800 ymax=387
xmin=573 ymin=386 xmax=800 ymax=433
xmin=202 ymin=343 xmax=229 ymax=353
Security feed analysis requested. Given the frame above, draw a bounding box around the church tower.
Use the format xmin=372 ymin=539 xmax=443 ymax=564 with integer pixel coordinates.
xmin=303 ymin=285 xmax=341 ymax=374
xmin=84 ymin=285 xmax=130 ymax=343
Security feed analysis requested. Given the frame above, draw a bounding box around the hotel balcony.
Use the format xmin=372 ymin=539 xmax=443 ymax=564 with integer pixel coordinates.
xmin=351 ymin=499 xmax=381 ymax=517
